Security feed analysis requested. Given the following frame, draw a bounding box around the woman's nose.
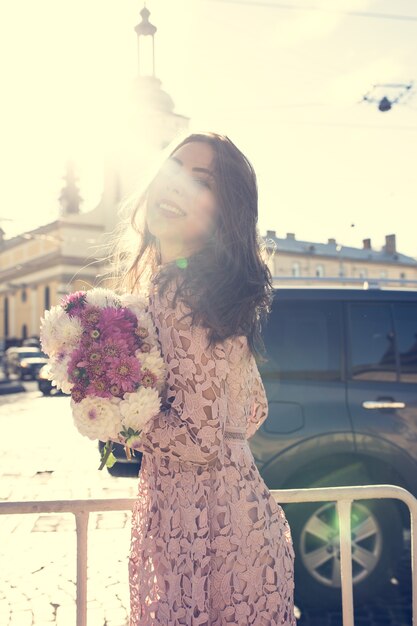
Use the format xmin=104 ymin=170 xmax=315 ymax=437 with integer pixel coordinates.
xmin=165 ymin=169 xmax=189 ymax=195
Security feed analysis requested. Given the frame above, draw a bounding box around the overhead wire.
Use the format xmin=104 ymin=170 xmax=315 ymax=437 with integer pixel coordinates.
xmin=203 ymin=0 xmax=417 ymax=22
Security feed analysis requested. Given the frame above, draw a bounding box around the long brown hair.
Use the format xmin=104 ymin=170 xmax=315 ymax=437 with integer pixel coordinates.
xmin=109 ymin=131 xmax=273 ymax=358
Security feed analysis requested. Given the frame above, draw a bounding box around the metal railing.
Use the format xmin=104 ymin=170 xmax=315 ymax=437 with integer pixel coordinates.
xmin=1 ymin=484 xmax=416 ymax=626
xmin=271 ymin=275 xmax=417 ymax=289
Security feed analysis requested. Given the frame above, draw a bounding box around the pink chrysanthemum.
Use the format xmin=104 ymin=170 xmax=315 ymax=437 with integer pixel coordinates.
xmin=72 ymin=385 xmax=87 ymax=403
xmin=68 ymin=348 xmax=88 ymax=384
xmin=109 ymin=383 xmax=122 ymax=397
xmin=86 ymin=377 xmax=113 ymax=399
xmin=82 ymin=347 xmax=106 ymax=375
xmin=87 ymin=361 xmax=105 ymax=379
xmin=99 ymin=308 xmax=138 ymax=344
xmin=140 ymin=369 xmax=157 ymax=388
xmin=107 ymin=355 xmax=141 ymax=393
xmin=62 ymin=291 xmax=87 ymax=316
xmin=81 ymin=306 xmax=101 ymax=328
xmin=102 ymin=337 xmax=132 ymax=360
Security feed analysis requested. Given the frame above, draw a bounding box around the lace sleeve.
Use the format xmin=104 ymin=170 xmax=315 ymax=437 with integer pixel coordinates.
xmin=132 ymin=296 xmax=229 ymax=466
xmin=246 ymin=359 xmax=268 ymax=439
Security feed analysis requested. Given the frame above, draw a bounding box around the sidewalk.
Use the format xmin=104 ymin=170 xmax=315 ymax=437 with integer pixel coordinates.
xmin=2 ymin=346 xmax=134 ymax=623
xmin=0 ymin=369 xmax=25 ymax=395
xmin=1 ymin=467 xmax=138 ymax=626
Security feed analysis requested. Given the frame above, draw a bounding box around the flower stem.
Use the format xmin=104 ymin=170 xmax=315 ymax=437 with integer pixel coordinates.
xmin=98 ymin=440 xmax=113 ymax=471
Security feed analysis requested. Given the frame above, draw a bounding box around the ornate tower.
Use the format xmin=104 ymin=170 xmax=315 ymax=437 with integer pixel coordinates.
xmin=59 ymin=161 xmax=82 ymax=216
xmin=97 ymin=3 xmax=189 ymax=231
xmin=135 ymin=5 xmax=157 ymax=79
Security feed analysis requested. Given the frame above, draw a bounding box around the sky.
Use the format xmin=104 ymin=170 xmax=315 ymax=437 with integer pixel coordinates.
xmin=1 ymin=0 xmax=416 ymax=258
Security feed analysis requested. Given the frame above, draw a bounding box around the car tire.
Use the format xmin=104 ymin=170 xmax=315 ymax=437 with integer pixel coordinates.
xmin=288 ymin=498 xmax=403 ymax=608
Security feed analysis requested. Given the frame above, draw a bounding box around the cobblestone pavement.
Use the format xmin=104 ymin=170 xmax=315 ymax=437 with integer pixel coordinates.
xmin=0 ymin=389 xmax=136 ymax=625
xmin=0 ymin=388 xmax=413 ymax=625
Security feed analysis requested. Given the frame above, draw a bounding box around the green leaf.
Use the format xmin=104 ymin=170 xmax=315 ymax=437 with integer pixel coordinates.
xmin=98 ymin=440 xmax=115 ymax=471
xmin=105 ymin=451 xmax=117 ymax=468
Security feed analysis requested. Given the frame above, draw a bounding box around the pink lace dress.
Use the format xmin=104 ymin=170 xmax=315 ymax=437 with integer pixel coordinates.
xmin=128 ymin=277 xmax=296 ymax=625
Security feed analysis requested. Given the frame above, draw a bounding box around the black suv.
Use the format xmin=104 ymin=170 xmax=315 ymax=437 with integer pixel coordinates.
xmin=102 ymin=287 xmax=417 ymax=607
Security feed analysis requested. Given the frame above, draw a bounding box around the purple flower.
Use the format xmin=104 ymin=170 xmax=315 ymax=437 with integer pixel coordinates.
xmin=72 ymin=385 xmax=87 ymax=403
xmin=62 ymin=291 xmax=87 ymax=316
xmin=140 ymin=369 xmax=157 ymax=388
xmin=99 ymin=307 xmax=138 ymax=344
xmin=102 ymin=337 xmax=132 ymax=361
xmin=107 ymin=355 xmax=141 ymax=393
xmin=86 ymin=377 xmax=113 ymax=399
xmin=81 ymin=306 xmax=101 ymax=328
xmin=68 ymin=348 xmax=89 ymax=384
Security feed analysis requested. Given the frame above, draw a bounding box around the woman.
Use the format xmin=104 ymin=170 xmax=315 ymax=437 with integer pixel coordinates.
xmin=113 ymin=132 xmax=296 ymax=625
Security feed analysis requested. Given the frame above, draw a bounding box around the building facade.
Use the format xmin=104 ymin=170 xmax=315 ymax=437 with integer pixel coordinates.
xmin=266 ymin=231 xmax=417 ymax=288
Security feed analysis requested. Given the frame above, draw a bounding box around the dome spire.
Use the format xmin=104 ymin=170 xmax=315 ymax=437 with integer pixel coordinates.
xmin=59 ymin=161 xmax=82 ymax=216
xmin=134 ymin=3 xmax=157 ymax=78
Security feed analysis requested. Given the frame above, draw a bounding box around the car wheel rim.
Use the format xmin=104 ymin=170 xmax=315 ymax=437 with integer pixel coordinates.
xmin=300 ymin=501 xmax=382 ymax=587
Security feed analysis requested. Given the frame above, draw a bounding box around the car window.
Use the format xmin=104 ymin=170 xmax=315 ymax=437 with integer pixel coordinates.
xmin=17 ymin=351 xmax=45 ymax=360
xmin=348 ymin=303 xmax=397 ymax=382
xmin=260 ymin=300 xmax=342 ymax=381
xmin=393 ymin=303 xmax=417 ymax=384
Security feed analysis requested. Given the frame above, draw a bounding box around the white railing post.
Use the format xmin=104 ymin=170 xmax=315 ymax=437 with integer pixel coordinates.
xmin=338 ymin=499 xmax=354 ymax=626
xmin=75 ymin=510 xmax=89 ymax=626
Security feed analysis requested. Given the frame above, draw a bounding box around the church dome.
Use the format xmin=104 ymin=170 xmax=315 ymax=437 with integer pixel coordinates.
xmin=133 ymin=76 xmax=175 ymax=114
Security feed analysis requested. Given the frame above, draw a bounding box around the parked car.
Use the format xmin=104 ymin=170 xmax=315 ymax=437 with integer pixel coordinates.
xmin=4 ymin=347 xmax=48 ymax=380
xmin=99 ymin=286 xmax=417 ymax=607
xmin=38 ymin=364 xmax=55 ymax=396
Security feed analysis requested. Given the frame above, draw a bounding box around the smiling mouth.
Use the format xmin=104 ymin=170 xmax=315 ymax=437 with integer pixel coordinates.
xmin=157 ymin=201 xmax=186 ymax=217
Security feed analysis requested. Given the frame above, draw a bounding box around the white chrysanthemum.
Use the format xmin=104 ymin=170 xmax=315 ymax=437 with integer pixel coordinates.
xmin=136 ymin=312 xmax=159 ymax=344
xmin=119 ymin=293 xmax=148 ymax=314
xmin=136 ymin=347 xmax=166 ymax=390
xmin=119 ymin=387 xmax=161 ymax=432
xmin=48 ymin=356 xmax=73 ymax=394
xmin=71 ymin=397 xmax=122 ymax=441
xmin=40 ymin=305 xmax=67 ymax=356
xmin=56 ymin=315 xmax=83 ymax=349
xmin=85 ymin=288 xmax=122 ymax=309
xmin=119 ymin=294 xmax=159 ymax=344
xmin=40 ymin=308 xmax=83 ymax=358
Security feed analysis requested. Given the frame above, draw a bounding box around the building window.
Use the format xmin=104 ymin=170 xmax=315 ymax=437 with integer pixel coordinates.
xmin=316 ymin=264 xmax=324 ymax=277
xmin=21 ymin=289 xmax=27 ymax=303
xmin=400 ymin=272 xmax=406 ymax=279
xmin=358 ymin=269 xmax=367 ymax=278
xmin=44 ymin=286 xmax=50 ymax=310
xmin=292 ymin=262 xmax=300 ymax=277
xmin=22 ymin=324 xmax=28 ymax=340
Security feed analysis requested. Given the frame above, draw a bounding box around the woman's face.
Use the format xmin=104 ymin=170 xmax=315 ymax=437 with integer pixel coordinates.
xmin=146 ymin=141 xmax=218 ymax=257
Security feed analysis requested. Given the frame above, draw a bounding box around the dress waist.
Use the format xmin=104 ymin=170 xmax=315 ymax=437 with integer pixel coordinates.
xmin=224 ymin=428 xmax=248 ymax=444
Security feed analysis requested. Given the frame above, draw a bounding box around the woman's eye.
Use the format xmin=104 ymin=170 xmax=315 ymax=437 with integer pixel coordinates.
xmin=193 ymin=178 xmax=211 ymax=189
xmin=161 ymin=160 xmax=180 ymax=176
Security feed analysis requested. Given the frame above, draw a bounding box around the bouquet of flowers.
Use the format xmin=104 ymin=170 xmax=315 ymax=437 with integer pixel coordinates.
xmin=40 ymin=288 xmax=165 ymax=469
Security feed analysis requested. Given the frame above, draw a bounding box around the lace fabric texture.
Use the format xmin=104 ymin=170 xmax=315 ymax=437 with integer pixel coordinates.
xmin=128 ymin=277 xmax=296 ymax=625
